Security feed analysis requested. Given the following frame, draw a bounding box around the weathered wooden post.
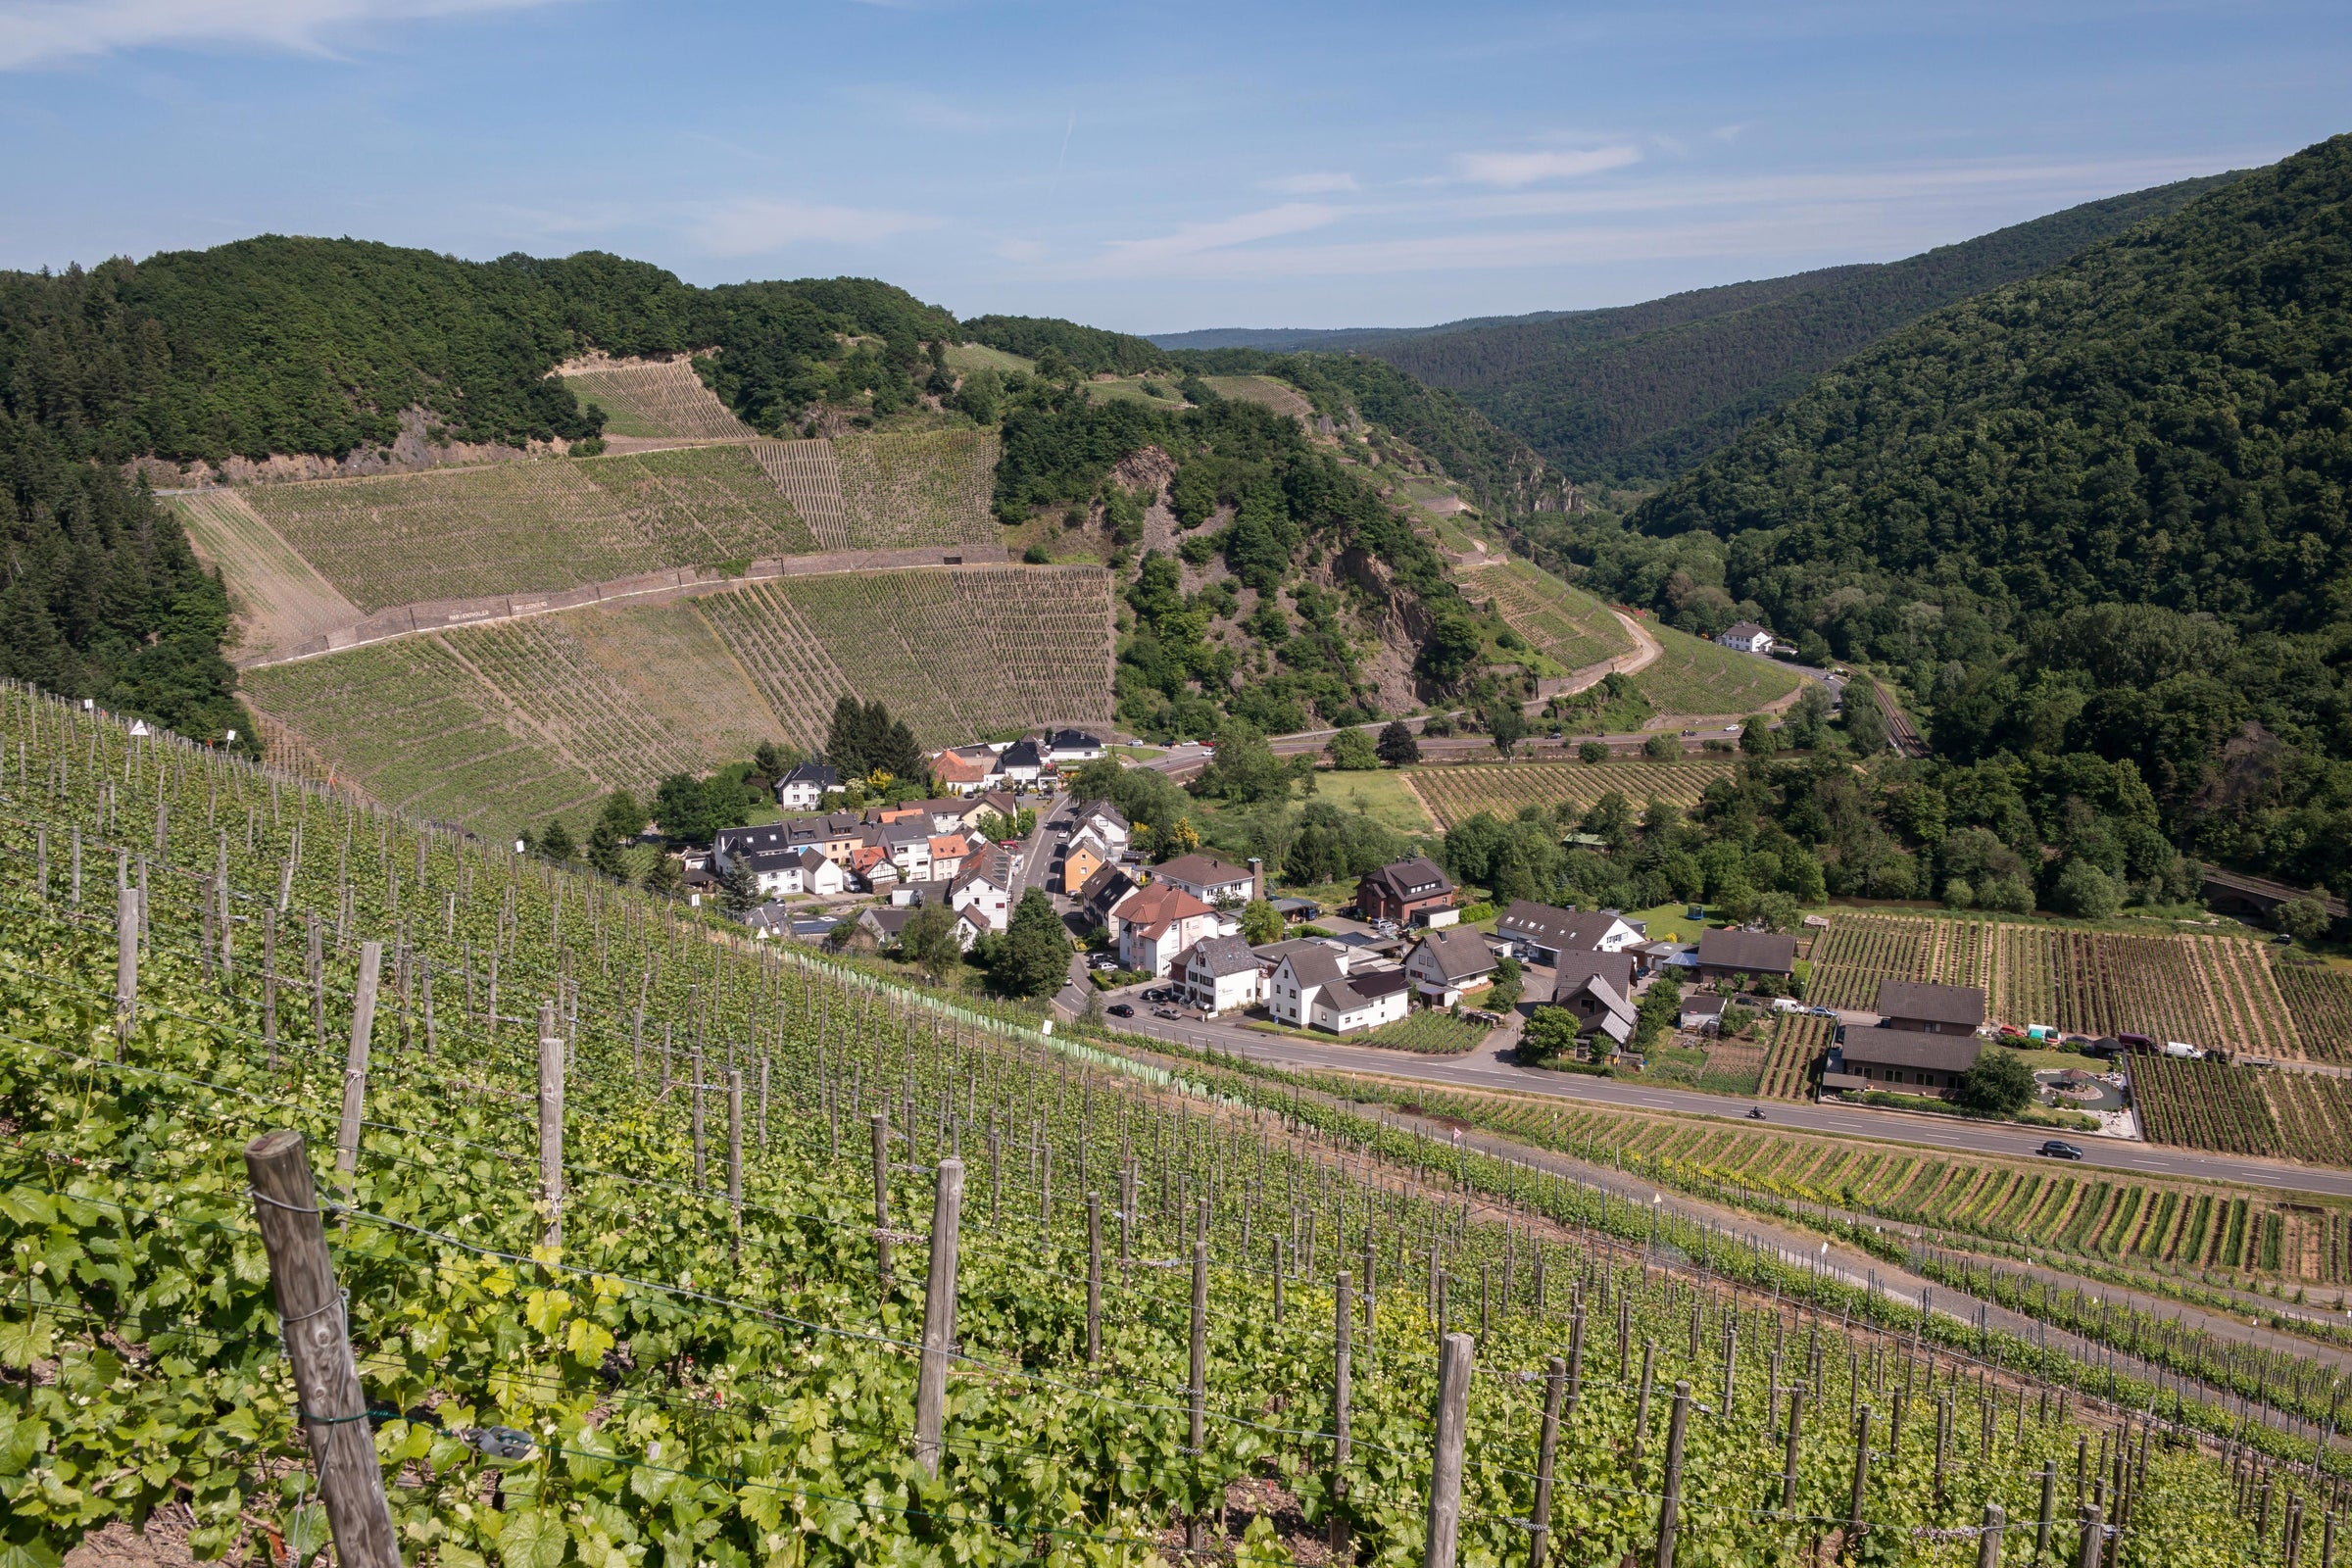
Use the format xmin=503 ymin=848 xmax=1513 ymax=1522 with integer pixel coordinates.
xmin=244 ymin=1130 xmax=399 ymax=1568
xmin=115 ymin=886 xmax=140 ymax=1060
xmin=2077 ymin=1503 xmax=2104 ymax=1568
xmin=1979 ymin=1502 xmax=2006 ymax=1568
xmin=263 ymin=906 xmax=280 ymax=1069
xmin=1848 ymin=1404 xmax=1874 ymax=1544
xmin=1425 ymin=1331 xmax=1475 ymax=1568
xmin=871 ymin=1111 xmax=894 ymax=1290
xmin=1332 ymin=1271 xmax=1354 ymax=1554
xmin=1530 ymin=1354 xmax=1566 ymax=1568
xmin=1783 ymin=1383 xmax=1808 ymax=1514
xmin=1634 ymin=1341 xmax=1657 ymax=1461
xmin=2037 ymin=1459 xmax=2057 ymax=1565
xmin=538 ymin=1001 xmax=564 ymax=1250
xmin=1188 ymin=1235 xmax=1210 ymax=1553
xmin=1085 ymin=1193 xmax=1102 ymax=1365
xmin=1655 ymin=1382 xmax=1690 ymax=1568
xmin=726 ymin=1069 xmax=745 ymax=1237
xmin=335 ymin=942 xmax=381 ymax=1177
xmin=914 ymin=1157 xmax=964 ymax=1478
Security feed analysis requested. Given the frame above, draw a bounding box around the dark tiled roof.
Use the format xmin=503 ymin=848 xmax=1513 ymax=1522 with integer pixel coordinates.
xmin=1277 ymin=947 xmax=1348 ymax=993
xmin=1360 ymin=857 xmax=1454 ymax=902
xmin=1496 ymin=900 xmax=1626 ymax=953
xmin=1695 ymin=927 xmax=1797 ymax=973
xmin=1840 ymin=1028 xmax=1985 ymax=1074
xmin=1548 ymin=952 xmax=1635 ymax=1002
xmin=1410 ymin=926 xmax=1495 ymax=982
xmin=1179 ymin=934 xmax=1259 ymax=978
xmin=1154 ymin=853 xmax=1255 ymax=888
xmin=1876 ymin=980 xmax=1985 ymax=1027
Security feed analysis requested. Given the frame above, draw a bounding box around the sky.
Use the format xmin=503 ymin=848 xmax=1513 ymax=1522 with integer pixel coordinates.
xmin=0 ymin=0 xmax=2344 ymax=333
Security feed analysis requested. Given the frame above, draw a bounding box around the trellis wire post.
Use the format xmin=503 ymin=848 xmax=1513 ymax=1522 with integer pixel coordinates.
xmin=1783 ymin=1382 xmax=1807 ymax=1513
xmin=871 ymin=1112 xmax=894 ymax=1290
xmin=2037 ymin=1459 xmax=2058 ymax=1564
xmin=1085 ymin=1193 xmax=1103 ymax=1364
xmin=1332 ymin=1271 xmax=1354 ymax=1555
xmin=1655 ymin=1381 xmax=1690 ymax=1568
xmin=334 ymin=942 xmax=381 ymax=1177
xmin=1188 ymin=1235 xmax=1209 ymax=1553
xmin=1979 ymin=1502 xmax=2006 ymax=1568
xmin=115 ymin=886 xmax=139 ymax=1060
xmin=2077 ymin=1503 xmax=2105 ymax=1568
xmin=1424 ymin=1331 xmax=1474 ymax=1568
xmin=538 ymin=1001 xmax=564 ymax=1251
xmin=1530 ymin=1353 xmax=1565 ymax=1568
xmin=726 ymin=1069 xmax=744 ymax=1237
xmin=914 ymin=1157 xmax=963 ymax=1478
xmin=244 ymin=1130 xmax=399 ymax=1568
xmin=1848 ymin=1403 xmax=1874 ymax=1542
xmin=262 ymin=906 xmax=279 ymax=1069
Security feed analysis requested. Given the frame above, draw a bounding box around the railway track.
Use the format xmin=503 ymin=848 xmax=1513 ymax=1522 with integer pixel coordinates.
xmin=1872 ymin=678 xmax=1930 ymax=757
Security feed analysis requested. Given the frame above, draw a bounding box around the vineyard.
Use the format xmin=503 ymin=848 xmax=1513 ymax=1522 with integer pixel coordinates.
xmin=1466 ymin=562 xmax=1635 ymax=674
xmin=1809 ymin=911 xmax=2304 ymax=1056
xmin=0 ymin=684 xmax=2292 ymax=1567
xmin=833 ymin=428 xmax=1000 ymax=550
xmin=1758 ymin=1012 xmax=1836 ymax=1100
xmin=240 ymin=446 xmax=824 ymax=612
xmin=1359 ymin=1009 xmax=1487 ymax=1055
xmin=556 ymin=358 xmax=756 ymax=441
xmin=2130 ymin=1057 xmax=2352 ymax=1168
xmin=2278 ymin=961 xmax=2352 ymax=1062
xmin=168 ymin=491 xmax=362 ymax=663
xmin=1629 ymin=624 xmax=1803 ymax=719
xmin=242 ymin=566 xmax=1115 ymax=833
xmin=1410 ymin=759 xmax=1737 ymax=827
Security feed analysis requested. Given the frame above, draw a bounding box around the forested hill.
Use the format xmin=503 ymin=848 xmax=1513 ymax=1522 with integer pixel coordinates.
xmin=1623 ymin=132 xmax=2352 ymax=891
xmin=0 ymin=236 xmax=961 ymax=743
xmin=1382 ymin=173 xmax=2242 ymax=481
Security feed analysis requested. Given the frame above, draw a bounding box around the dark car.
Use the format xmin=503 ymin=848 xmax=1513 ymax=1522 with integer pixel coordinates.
xmin=2038 ymin=1140 xmax=2084 ymax=1160
xmin=1107 ymin=1004 xmax=1134 ymax=1017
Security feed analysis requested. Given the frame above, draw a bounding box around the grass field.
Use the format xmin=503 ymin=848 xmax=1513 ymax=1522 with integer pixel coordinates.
xmin=1465 ymin=561 xmax=1634 ymax=673
xmin=556 ymin=358 xmax=753 ymax=440
xmin=1631 ymin=622 xmax=1803 ymax=719
xmin=244 ymin=564 xmax=1113 ymax=833
xmin=1318 ymin=765 xmax=1438 ymax=836
xmin=945 ymin=341 xmax=1033 ymax=376
xmin=240 ymin=445 xmax=823 ymax=611
xmin=1810 ymin=909 xmax=2304 ymax=1056
xmin=1409 ymin=758 xmax=1738 ymax=827
xmin=1202 ymin=374 xmax=1316 ymax=420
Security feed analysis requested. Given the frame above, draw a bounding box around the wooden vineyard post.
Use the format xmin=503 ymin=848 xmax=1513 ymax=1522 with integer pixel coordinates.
xmin=1530 ymin=1354 xmax=1566 ymax=1568
xmin=914 ymin=1157 xmax=963 ymax=1478
xmin=1847 ymin=1404 xmax=1874 ymax=1544
xmin=538 ymin=1002 xmax=564 ymax=1251
xmin=263 ymin=907 xmax=279 ymax=1069
xmin=2037 ymin=1460 xmax=2057 ymax=1565
xmin=1567 ymin=1303 xmax=1587 ymax=1415
xmin=115 ymin=886 xmax=139 ymax=1060
xmin=1782 ymin=1384 xmax=1806 ymax=1514
xmin=871 ymin=1112 xmax=894 ymax=1291
xmin=307 ymin=914 xmax=326 ymax=1049
xmin=335 ymin=942 xmax=381 ymax=1178
xmin=1187 ymin=1236 xmax=1210 ymax=1553
xmin=1332 ymin=1271 xmax=1354 ymax=1556
xmin=2077 ymin=1504 xmax=2104 ymax=1568
xmin=692 ymin=1046 xmax=707 ymax=1186
xmin=1085 ymin=1194 xmax=1102 ymax=1366
xmin=727 ymin=1070 xmax=744 ymax=1240
xmin=1634 ymin=1341 xmax=1657 ymax=1461
xmin=1979 ymin=1502 xmax=2006 ymax=1568
xmin=244 ymin=1130 xmax=399 ymax=1568
xmin=1425 ymin=1331 xmax=1474 ymax=1568
xmin=1655 ymin=1382 xmax=1690 ymax=1568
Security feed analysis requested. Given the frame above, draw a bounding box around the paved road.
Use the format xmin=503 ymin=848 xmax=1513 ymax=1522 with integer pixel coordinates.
xmin=1109 ymin=1008 xmax=2352 ymax=1201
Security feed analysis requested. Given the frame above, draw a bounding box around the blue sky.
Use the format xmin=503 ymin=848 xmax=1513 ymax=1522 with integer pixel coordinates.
xmin=0 ymin=1 xmax=2343 ymax=332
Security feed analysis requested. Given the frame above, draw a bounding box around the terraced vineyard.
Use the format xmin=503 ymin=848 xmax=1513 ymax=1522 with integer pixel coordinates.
xmin=1630 ymin=622 xmax=1803 ymax=718
xmin=241 ymin=445 xmax=823 ymax=610
xmin=1466 ymin=560 xmax=1635 ymax=672
xmin=0 ymin=685 xmax=2278 ymax=1568
xmin=169 ymin=489 xmax=362 ymax=662
xmin=2132 ymin=1057 xmax=2352 ymax=1167
xmin=1411 ymin=758 xmax=1736 ymax=826
xmin=245 ymin=565 xmax=1113 ymax=832
xmin=1809 ymin=911 xmax=2301 ymax=1055
xmin=834 ymin=428 xmax=999 ymax=549
xmin=556 ymin=356 xmax=755 ymax=439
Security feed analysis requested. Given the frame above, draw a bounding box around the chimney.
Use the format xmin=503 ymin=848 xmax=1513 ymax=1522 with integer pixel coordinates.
xmin=1249 ymin=857 xmax=1264 ymax=903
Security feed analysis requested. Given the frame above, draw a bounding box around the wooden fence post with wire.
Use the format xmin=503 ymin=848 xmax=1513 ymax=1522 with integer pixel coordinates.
xmin=914 ymin=1157 xmax=963 ymax=1478
xmin=539 ymin=1000 xmax=564 ymax=1250
xmin=245 ymin=1129 xmax=398 ymax=1568
xmin=1424 ymin=1330 xmax=1474 ymax=1568
xmin=335 ymin=941 xmax=381 ymax=1177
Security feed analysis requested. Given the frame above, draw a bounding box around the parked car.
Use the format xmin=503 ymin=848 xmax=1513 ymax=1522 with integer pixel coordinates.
xmin=1153 ymin=1007 xmax=1181 ymax=1019
xmin=1810 ymin=1005 xmax=1838 ymax=1018
xmin=1108 ymin=1004 xmax=1134 ymax=1017
xmin=2037 ymin=1140 xmax=2084 ymax=1160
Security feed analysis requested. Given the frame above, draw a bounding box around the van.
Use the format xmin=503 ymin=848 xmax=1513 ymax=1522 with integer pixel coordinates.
xmin=2161 ymin=1041 xmax=2200 ymax=1058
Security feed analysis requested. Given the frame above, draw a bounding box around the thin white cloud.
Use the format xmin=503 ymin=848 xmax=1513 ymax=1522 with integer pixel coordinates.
xmin=1262 ymin=172 xmax=1359 ymax=195
xmin=996 ymin=238 xmax=1048 ymax=263
xmin=1098 ymin=203 xmax=1340 ymax=270
xmin=0 ymin=0 xmax=563 ymax=70
xmin=694 ymin=198 xmax=938 ymax=258
xmin=1456 ymin=144 xmax=1642 ymax=187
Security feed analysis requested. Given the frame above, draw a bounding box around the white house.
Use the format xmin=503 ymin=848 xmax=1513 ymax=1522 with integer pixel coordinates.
xmin=1715 ymin=622 xmax=1776 ymax=656
xmin=712 ymin=824 xmax=831 ymax=898
xmin=1174 ymin=934 xmax=1263 ymax=1017
xmin=1065 ymin=799 xmax=1132 ymax=855
xmin=1152 ymin=853 xmax=1261 ymax=907
xmin=1312 ymin=968 xmax=1411 ymax=1034
xmin=952 ymin=848 xmax=1020 ymax=934
xmin=1494 ymin=901 xmax=1645 ymax=965
xmin=997 ymin=739 xmax=1050 ymax=789
xmin=774 ymin=762 xmax=841 ymax=811
xmin=794 ymin=848 xmax=845 ymax=897
xmin=1402 ymin=927 xmax=1499 ymax=1007
xmin=931 ymin=746 xmax=1003 ymax=797
xmin=1047 ymin=728 xmax=1107 ymax=764
xmin=1114 ymin=882 xmax=1224 ymax=977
